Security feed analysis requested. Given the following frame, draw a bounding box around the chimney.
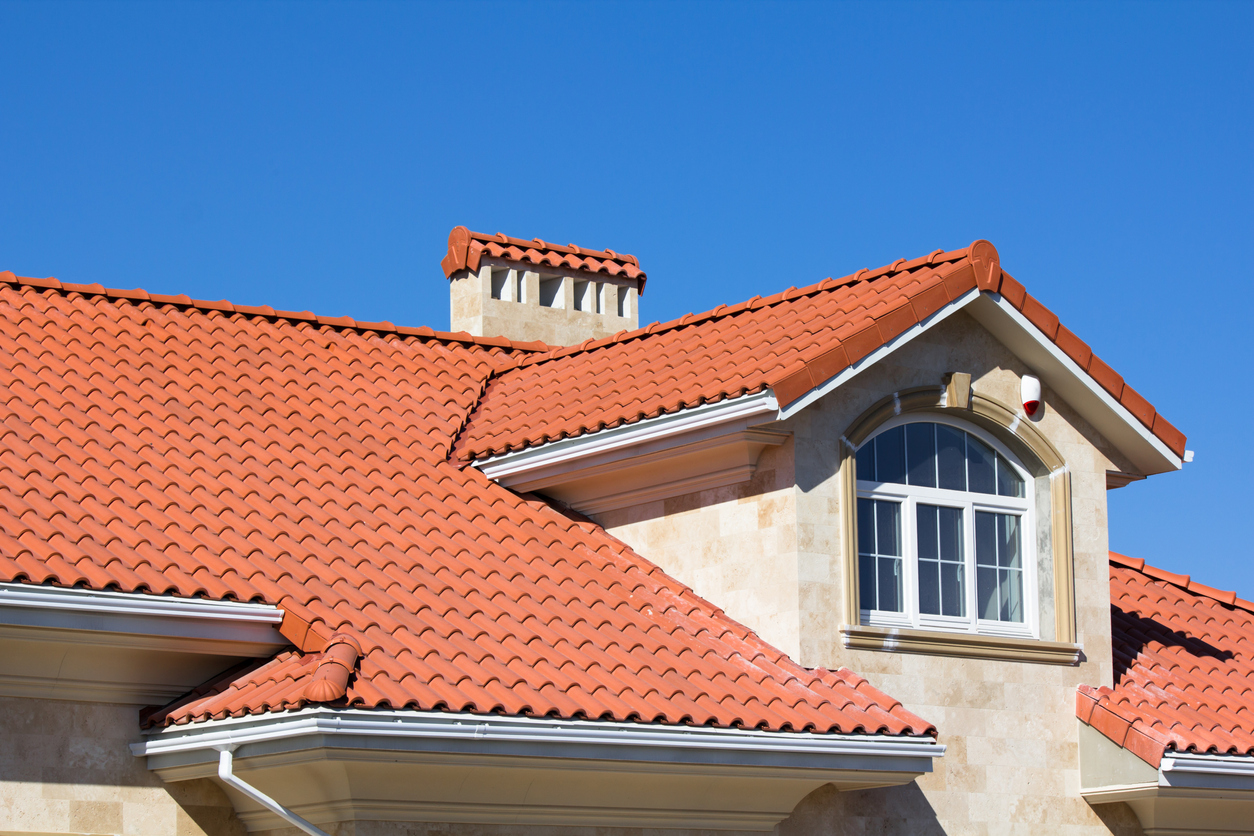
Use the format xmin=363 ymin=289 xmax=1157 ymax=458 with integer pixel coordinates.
xmin=441 ymin=226 xmax=645 ymax=345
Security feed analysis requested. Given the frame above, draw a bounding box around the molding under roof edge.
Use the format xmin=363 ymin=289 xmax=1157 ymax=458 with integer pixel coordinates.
xmin=135 ymin=708 xmax=944 ymax=831
xmin=0 ymin=583 xmax=287 ymax=705
xmin=477 ymin=390 xmax=784 ymax=515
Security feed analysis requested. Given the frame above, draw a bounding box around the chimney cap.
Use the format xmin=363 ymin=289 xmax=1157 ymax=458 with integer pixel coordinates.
xmin=441 ymin=226 xmax=647 ymax=294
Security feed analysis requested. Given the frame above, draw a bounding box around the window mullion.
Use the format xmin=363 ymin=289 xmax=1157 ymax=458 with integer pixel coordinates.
xmin=965 ymin=498 xmax=977 ymax=632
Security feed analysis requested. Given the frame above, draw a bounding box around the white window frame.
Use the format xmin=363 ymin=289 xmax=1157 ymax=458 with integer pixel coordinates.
xmin=855 ymin=414 xmax=1038 ymax=640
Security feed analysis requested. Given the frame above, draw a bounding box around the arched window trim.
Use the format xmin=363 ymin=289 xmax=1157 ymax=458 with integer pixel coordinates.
xmin=836 ymin=385 xmax=1080 ymax=662
xmin=855 ymin=414 xmax=1038 ymax=640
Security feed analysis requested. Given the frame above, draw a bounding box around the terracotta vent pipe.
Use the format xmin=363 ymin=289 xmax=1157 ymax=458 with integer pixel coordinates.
xmin=303 ymin=633 xmax=362 ymax=703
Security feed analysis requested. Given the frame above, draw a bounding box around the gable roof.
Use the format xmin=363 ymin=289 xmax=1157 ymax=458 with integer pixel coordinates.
xmin=1076 ymin=553 xmax=1254 ymax=766
xmin=0 ymin=270 xmax=930 ymax=738
xmin=454 ymin=241 xmax=1186 ymax=464
xmin=441 ymin=226 xmax=647 ymax=289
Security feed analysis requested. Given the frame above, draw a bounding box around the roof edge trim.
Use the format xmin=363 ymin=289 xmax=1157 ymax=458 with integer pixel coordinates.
xmin=0 ymin=582 xmax=287 ymax=654
xmin=776 ymin=288 xmax=982 ymax=419
xmin=476 ymin=390 xmax=780 ymax=482
xmin=133 ymin=706 xmax=945 ymax=769
xmin=972 ymin=295 xmax=1182 ymax=474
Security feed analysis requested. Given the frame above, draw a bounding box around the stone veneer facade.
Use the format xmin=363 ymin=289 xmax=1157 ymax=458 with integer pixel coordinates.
xmin=597 ymin=311 xmax=1148 ymax=834
xmin=0 ymin=696 xmax=245 ymax=836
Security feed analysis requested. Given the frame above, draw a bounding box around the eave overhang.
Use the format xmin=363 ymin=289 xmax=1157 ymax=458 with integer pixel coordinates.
xmin=475 ymin=284 xmax=1181 ymax=513
xmin=1080 ymin=722 xmax=1254 ymax=834
xmin=134 ymin=707 xmax=944 ymax=831
xmin=475 ymin=390 xmax=785 ymax=515
xmin=0 ymin=583 xmax=286 ymax=704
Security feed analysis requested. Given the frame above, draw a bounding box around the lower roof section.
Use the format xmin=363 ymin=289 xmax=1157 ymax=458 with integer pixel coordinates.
xmin=135 ymin=707 xmax=944 ymax=831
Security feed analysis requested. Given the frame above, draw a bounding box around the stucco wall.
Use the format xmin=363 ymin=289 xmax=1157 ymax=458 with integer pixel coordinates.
xmin=597 ymin=311 xmax=1148 ymax=834
xmin=0 ymin=696 xmax=245 ymax=836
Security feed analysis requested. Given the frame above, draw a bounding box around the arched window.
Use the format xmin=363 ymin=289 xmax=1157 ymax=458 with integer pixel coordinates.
xmin=855 ymin=416 xmax=1036 ymax=638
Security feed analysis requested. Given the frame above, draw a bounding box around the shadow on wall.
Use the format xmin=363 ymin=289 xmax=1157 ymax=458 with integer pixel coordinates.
xmin=777 ymin=781 xmax=944 ymax=836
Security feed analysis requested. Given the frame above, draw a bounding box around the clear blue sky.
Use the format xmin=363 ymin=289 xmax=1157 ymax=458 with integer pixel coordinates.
xmin=2 ymin=1 xmax=1251 ymax=592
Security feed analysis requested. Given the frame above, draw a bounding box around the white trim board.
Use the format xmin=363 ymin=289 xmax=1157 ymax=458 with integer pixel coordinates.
xmin=476 ymin=389 xmax=780 ymax=483
xmin=135 ymin=706 xmax=943 ymax=774
xmin=0 ymin=582 xmax=286 ymax=652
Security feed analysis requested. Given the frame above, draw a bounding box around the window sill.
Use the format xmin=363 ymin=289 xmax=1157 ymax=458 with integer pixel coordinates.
xmin=841 ymin=624 xmax=1082 ymax=665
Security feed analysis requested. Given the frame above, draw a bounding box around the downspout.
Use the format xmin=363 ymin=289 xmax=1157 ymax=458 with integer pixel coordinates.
xmin=217 ymin=747 xmax=332 ymax=836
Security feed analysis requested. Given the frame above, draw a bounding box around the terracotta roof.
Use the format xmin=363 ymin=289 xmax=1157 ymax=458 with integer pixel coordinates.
xmin=441 ymin=226 xmax=647 ymax=291
xmin=455 ymin=241 xmax=1186 ymax=463
xmin=0 ymin=271 xmax=930 ymax=737
xmin=1076 ymin=553 xmax=1254 ymax=766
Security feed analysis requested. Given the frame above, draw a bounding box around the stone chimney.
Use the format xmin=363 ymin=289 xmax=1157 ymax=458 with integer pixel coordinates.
xmin=441 ymin=226 xmax=645 ymax=345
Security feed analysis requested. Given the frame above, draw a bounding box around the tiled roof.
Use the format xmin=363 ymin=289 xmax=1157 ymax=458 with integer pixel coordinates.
xmin=440 ymin=226 xmax=646 ymax=289
xmin=455 ymin=241 xmax=1186 ymax=463
xmin=0 ymin=271 xmax=930 ymax=737
xmin=1076 ymin=553 xmax=1254 ymax=766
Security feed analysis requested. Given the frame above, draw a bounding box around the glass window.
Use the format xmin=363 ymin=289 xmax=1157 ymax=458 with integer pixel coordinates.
xmin=856 ymin=419 xmax=1034 ymax=636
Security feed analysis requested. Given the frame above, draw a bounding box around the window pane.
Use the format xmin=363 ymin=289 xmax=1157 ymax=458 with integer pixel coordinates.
xmin=859 ymin=499 xmax=903 ymax=614
xmin=941 ymin=561 xmax=965 ymax=617
xmin=998 ymin=515 xmax=1022 ymax=570
xmin=975 ymin=511 xmax=1024 ymax=623
xmin=906 ymin=423 xmax=937 ymax=487
xmin=936 ymin=425 xmax=966 ymax=491
xmin=857 ymin=498 xmax=875 ymax=554
xmin=975 ymin=511 xmax=997 ymax=566
xmin=967 ymin=434 xmax=996 ymax=494
xmin=977 ymin=566 xmax=998 ymax=619
xmin=876 ymin=500 xmax=901 ymax=557
xmin=879 ymin=556 xmax=903 ymax=613
xmin=856 ymin=442 xmax=876 ymax=483
xmin=917 ymin=504 xmax=938 ymax=562
xmin=919 ymin=558 xmax=940 ymax=615
xmin=938 ymin=506 xmax=963 ymax=563
xmin=996 ymin=453 xmax=1025 ymax=498
xmin=1000 ymin=568 xmax=1023 ymax=622
xmin=859 ymin=553 xmax=877 ymax=611
xmin=876 ymin=426 xmax=906 ymax=485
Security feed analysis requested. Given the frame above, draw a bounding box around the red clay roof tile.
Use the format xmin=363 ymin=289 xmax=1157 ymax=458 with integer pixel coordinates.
xmin=0 ymin=272 xmax=931 ymax=739
xmin=1077 ymin=553 xmax=1254 ymax=765
xmin=455 ymin=241 xmax=1186 ymax=461
xmin=440 ymin=226 xmax=646 ymax=290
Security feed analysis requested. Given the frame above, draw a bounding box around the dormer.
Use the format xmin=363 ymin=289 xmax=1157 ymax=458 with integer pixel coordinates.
xmin=442 ymin=226 xmax=645 ymax=345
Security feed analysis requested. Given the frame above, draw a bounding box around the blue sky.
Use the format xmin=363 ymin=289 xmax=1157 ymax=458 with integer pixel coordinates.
xmin=2 ymin=1 xmax=1251 ymax=592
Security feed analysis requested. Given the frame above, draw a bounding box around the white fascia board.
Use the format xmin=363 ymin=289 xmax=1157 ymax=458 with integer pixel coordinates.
xmin=0 ymin=582 xmax=286 ymax=650
xmin=777 ymin=288 xmax=982 ymax=419
xmin=134 ymin=707 xmax=943 ymax=777
xmin=969 ymin=294 xmax=1182 ymax=475
xmin=476 ymin=389 xmax=780 ymax=483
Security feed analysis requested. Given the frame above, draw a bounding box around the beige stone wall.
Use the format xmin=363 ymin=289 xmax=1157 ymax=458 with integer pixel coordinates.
xmin=449 ymin=260 xmax=638 ymax=345
xmin=0 ymin=696 xmax=245 ymax=836
xmin=597 ymin=311 xmax=1148 ymax=834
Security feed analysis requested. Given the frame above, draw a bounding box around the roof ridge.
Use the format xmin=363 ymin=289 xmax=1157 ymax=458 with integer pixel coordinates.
xmin=1109 ymin=551 xmax=1254 ymax=614
xmin=495 ymin=245 xmax=972 ymax=373
xmin=0 ymin=270 xmax=553 ymax=354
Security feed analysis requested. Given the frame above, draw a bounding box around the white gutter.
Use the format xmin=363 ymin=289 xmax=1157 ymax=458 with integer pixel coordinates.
xmin=0 ymin=582 xmax=285 ymax=649
xmin=217 ymin=747 xmax=331 ymax=836
xmin=475 ymin=389 xmax=780 ymax=482
xmin=135 ymin=707 xmax=944 ymax=774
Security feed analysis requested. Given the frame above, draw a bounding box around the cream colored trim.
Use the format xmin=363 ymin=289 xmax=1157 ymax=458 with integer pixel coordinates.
xmin=1051 ymin=469 xmax=1077 ymax=643
xmin=841 ymin=624 xmax=1082 ymax=664
xmin=839 ymin=385 xmax=1078 ymax=652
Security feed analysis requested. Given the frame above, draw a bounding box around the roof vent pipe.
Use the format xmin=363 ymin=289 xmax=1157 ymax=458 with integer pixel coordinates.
xmin=217 ymin=747 xmax=331 ymax=836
